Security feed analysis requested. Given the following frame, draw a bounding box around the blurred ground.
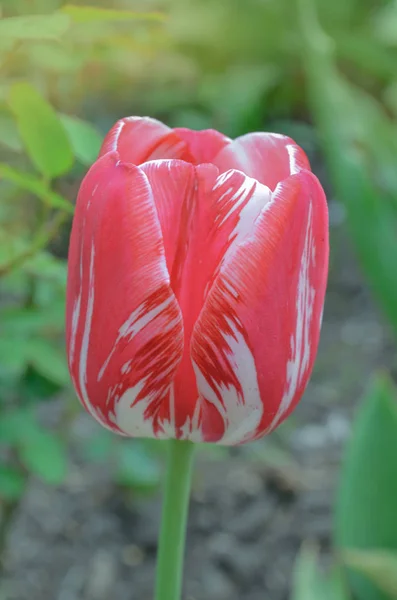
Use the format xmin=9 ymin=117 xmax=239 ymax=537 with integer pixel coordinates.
xmin=1 ymin=182 xmax=394 ymax=600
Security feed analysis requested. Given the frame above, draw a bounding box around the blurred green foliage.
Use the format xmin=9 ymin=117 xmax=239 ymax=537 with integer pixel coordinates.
xmin=290 ymin=375 xmax=397 ymax=600
xmin=1 ymin=0 xmax=397 ymax=597
xmin=0 ymin=2 xmax=167 ymax=512
xmin=291 ymin=543 xmax=349 ymax=600
xmin=335 ymin=375 xmax=397 ymax=600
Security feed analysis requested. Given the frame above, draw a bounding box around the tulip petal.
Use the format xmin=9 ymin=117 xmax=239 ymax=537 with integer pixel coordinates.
xmin=212 ymin=132 xmax=311 ymax=190
xmin=173 ymin=127 xmax=231 ymax=164
xmin=137 ymin=163 xmax=274 ymax=441
xmin=172 ymin=167 xmax=273 ymax=441
xmin=66 ymin=152 xmax=185 ymax=439
xmin=99 ymin=116 xmax=194 ymax=164
xmin=139 ymin=159 xmax=196 ymax=278
xmin=191 ymin=169 xmax=328 ymax=444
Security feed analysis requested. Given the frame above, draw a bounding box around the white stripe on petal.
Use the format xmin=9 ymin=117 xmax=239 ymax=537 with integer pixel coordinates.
xmin=193 ymin=318 xmax=263 ymax=445
xmin=114 ymin=382 xmax=174 ymax=439
xmin=266 ymin=203 xmax=316 ymax=432
xmin=79 ymin=242 xmax=95 ymax=410
xmin=76 ymin=243 xmax=112 ymax=429
xmin=179 ymin=400 xmax=203 ymax=442
xmin=225 ymin=181 xmax=270 ymax=251
xmin=69 ymin=252 xmax=83 ymax=367
xmin=97 ymin=296 xmax=174 ymax=381
xmin=213 ymin=170 xmax=272 ymax=278
xmin=109 ymin=119 xmax=125 ymax=151
xmin=72 ymin=242 xmax=116 ymax=432
xmin=114 ymin=380 xmax=157 ymax=438
xmin=286 ymin=144 xmax=301 ymax=174
xmin=216 ymin=176 xmax=256 ymax=228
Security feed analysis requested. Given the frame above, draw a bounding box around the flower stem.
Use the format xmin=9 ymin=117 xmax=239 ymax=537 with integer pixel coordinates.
xmin=155 ymin=439 xmax=195 ymax=600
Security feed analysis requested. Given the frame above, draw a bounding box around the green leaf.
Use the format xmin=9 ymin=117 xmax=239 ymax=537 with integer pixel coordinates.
xmin=115 ymin=440 xmax=161 ymax=492
xmin=322 ymin=567 xmax=350 ymax=600
xmin=20 ymin=366 xmax=62 ymax=404
xmin=0 ymin=410 xmax=32 ymax=445
xmin=374 ymin=1 xmax=397 ymax=46
xmin=335 ymin=375 xmax=397 ymax=600
xmin=25 ymin=339 xmax=70 ymax=387
xmin=33 ymin=280 xmax=65 ymax=309
xmin=18 ymin=426 xmax=67 ymax=485
xmin=29 ymin=42 xmax=85 ymax=73
xmin=0 ymin=305 xmax=64 ymax=336
xmin=0 ymin=467 xmax=26 ymax=500
xmin=343 ymin=550 xmax=397 ymax=599
xmin=0 ymin=113 xmax=22 ymax=152
xmin=0 ymin=36 xmax=15 ymax=58
xmin=0 ymin=164 xmax=74 ymax=213
xmin=291 ymin=543 xmax=322 ymax=600
xmin=291 ymin=543 xmax=349 ymax=600
xmin=335 ymin=33 xmax=397 ymax=81
xmin=0 ymin=13 xmax=70 ymax=42
xmin=23 ymin=251 xmax=68 ymax=282
xmin=59 ymin=114 xmax=102 ymax=165
xmin=8 ymin=82 xmax=74 ymax=178
xmin=0 ymin=338 xmax=29 ymax=382
xmin=60 ymin=5 xmax=164 ymax=23
xmin=384 ymin=82 xmax=397 ymax=118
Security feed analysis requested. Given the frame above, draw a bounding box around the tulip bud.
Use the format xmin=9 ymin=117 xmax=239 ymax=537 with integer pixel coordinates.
xmin=66 ymin=117 xmax=328 ymax=445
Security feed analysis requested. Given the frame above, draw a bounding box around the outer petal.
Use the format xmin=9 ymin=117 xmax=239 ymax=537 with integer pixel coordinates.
xmin=172 ymin=167 xmax=273 ymax=441
xmin=137 ymin=162 xmax=274 ymax=441
xmin=173 ymin=127 xmax=231 ymax=164
xmin=212 ymin=132 xmax=311 ymax=190
xmin=191 ymin=170 xmax=328 ymax=445
xmin=99 ymin=116 xmax=194 ymax=164
xmin=66 ymin=152 xmax=184 ymax=438
xmin=139 ymin=159 xmax=195 ymax=279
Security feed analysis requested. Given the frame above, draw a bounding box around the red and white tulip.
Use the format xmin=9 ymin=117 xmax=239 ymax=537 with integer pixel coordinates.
xmin=66 ymin=117 xmax=329 ymax=445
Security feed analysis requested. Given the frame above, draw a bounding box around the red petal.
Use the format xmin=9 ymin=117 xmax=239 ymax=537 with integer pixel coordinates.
xmin=66 ymin=152 xmax=184 ymax=438
xmin=172 ymin=167 xmax=273 ymax=441
xmin=138 ymin=163 xmax=273 ymax=441
xmin=139 ymin=159 xmax=195 ymax=278
xmin=212 ymin=132 xmax=311 ymax=190
xmin=99 ymin=116 xmax=194 ymax=164
xmin=140 ymin=160 xmax=220 ymax=439
xmin=173 ymin=128 xmax=231 ymax=164
xmin=191 ymin=170 xmax=328 ymax=444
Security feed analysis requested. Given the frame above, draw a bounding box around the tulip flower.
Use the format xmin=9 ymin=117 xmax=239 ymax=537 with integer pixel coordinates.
xmin=65 ymin=116 xmax=328 ymax=600
xmin=66 ymin=116 xmax=328 ymax=445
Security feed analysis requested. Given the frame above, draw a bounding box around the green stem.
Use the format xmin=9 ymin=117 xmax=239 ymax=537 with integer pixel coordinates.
xmin=155 ymin=439 xmax=195 ymax=600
